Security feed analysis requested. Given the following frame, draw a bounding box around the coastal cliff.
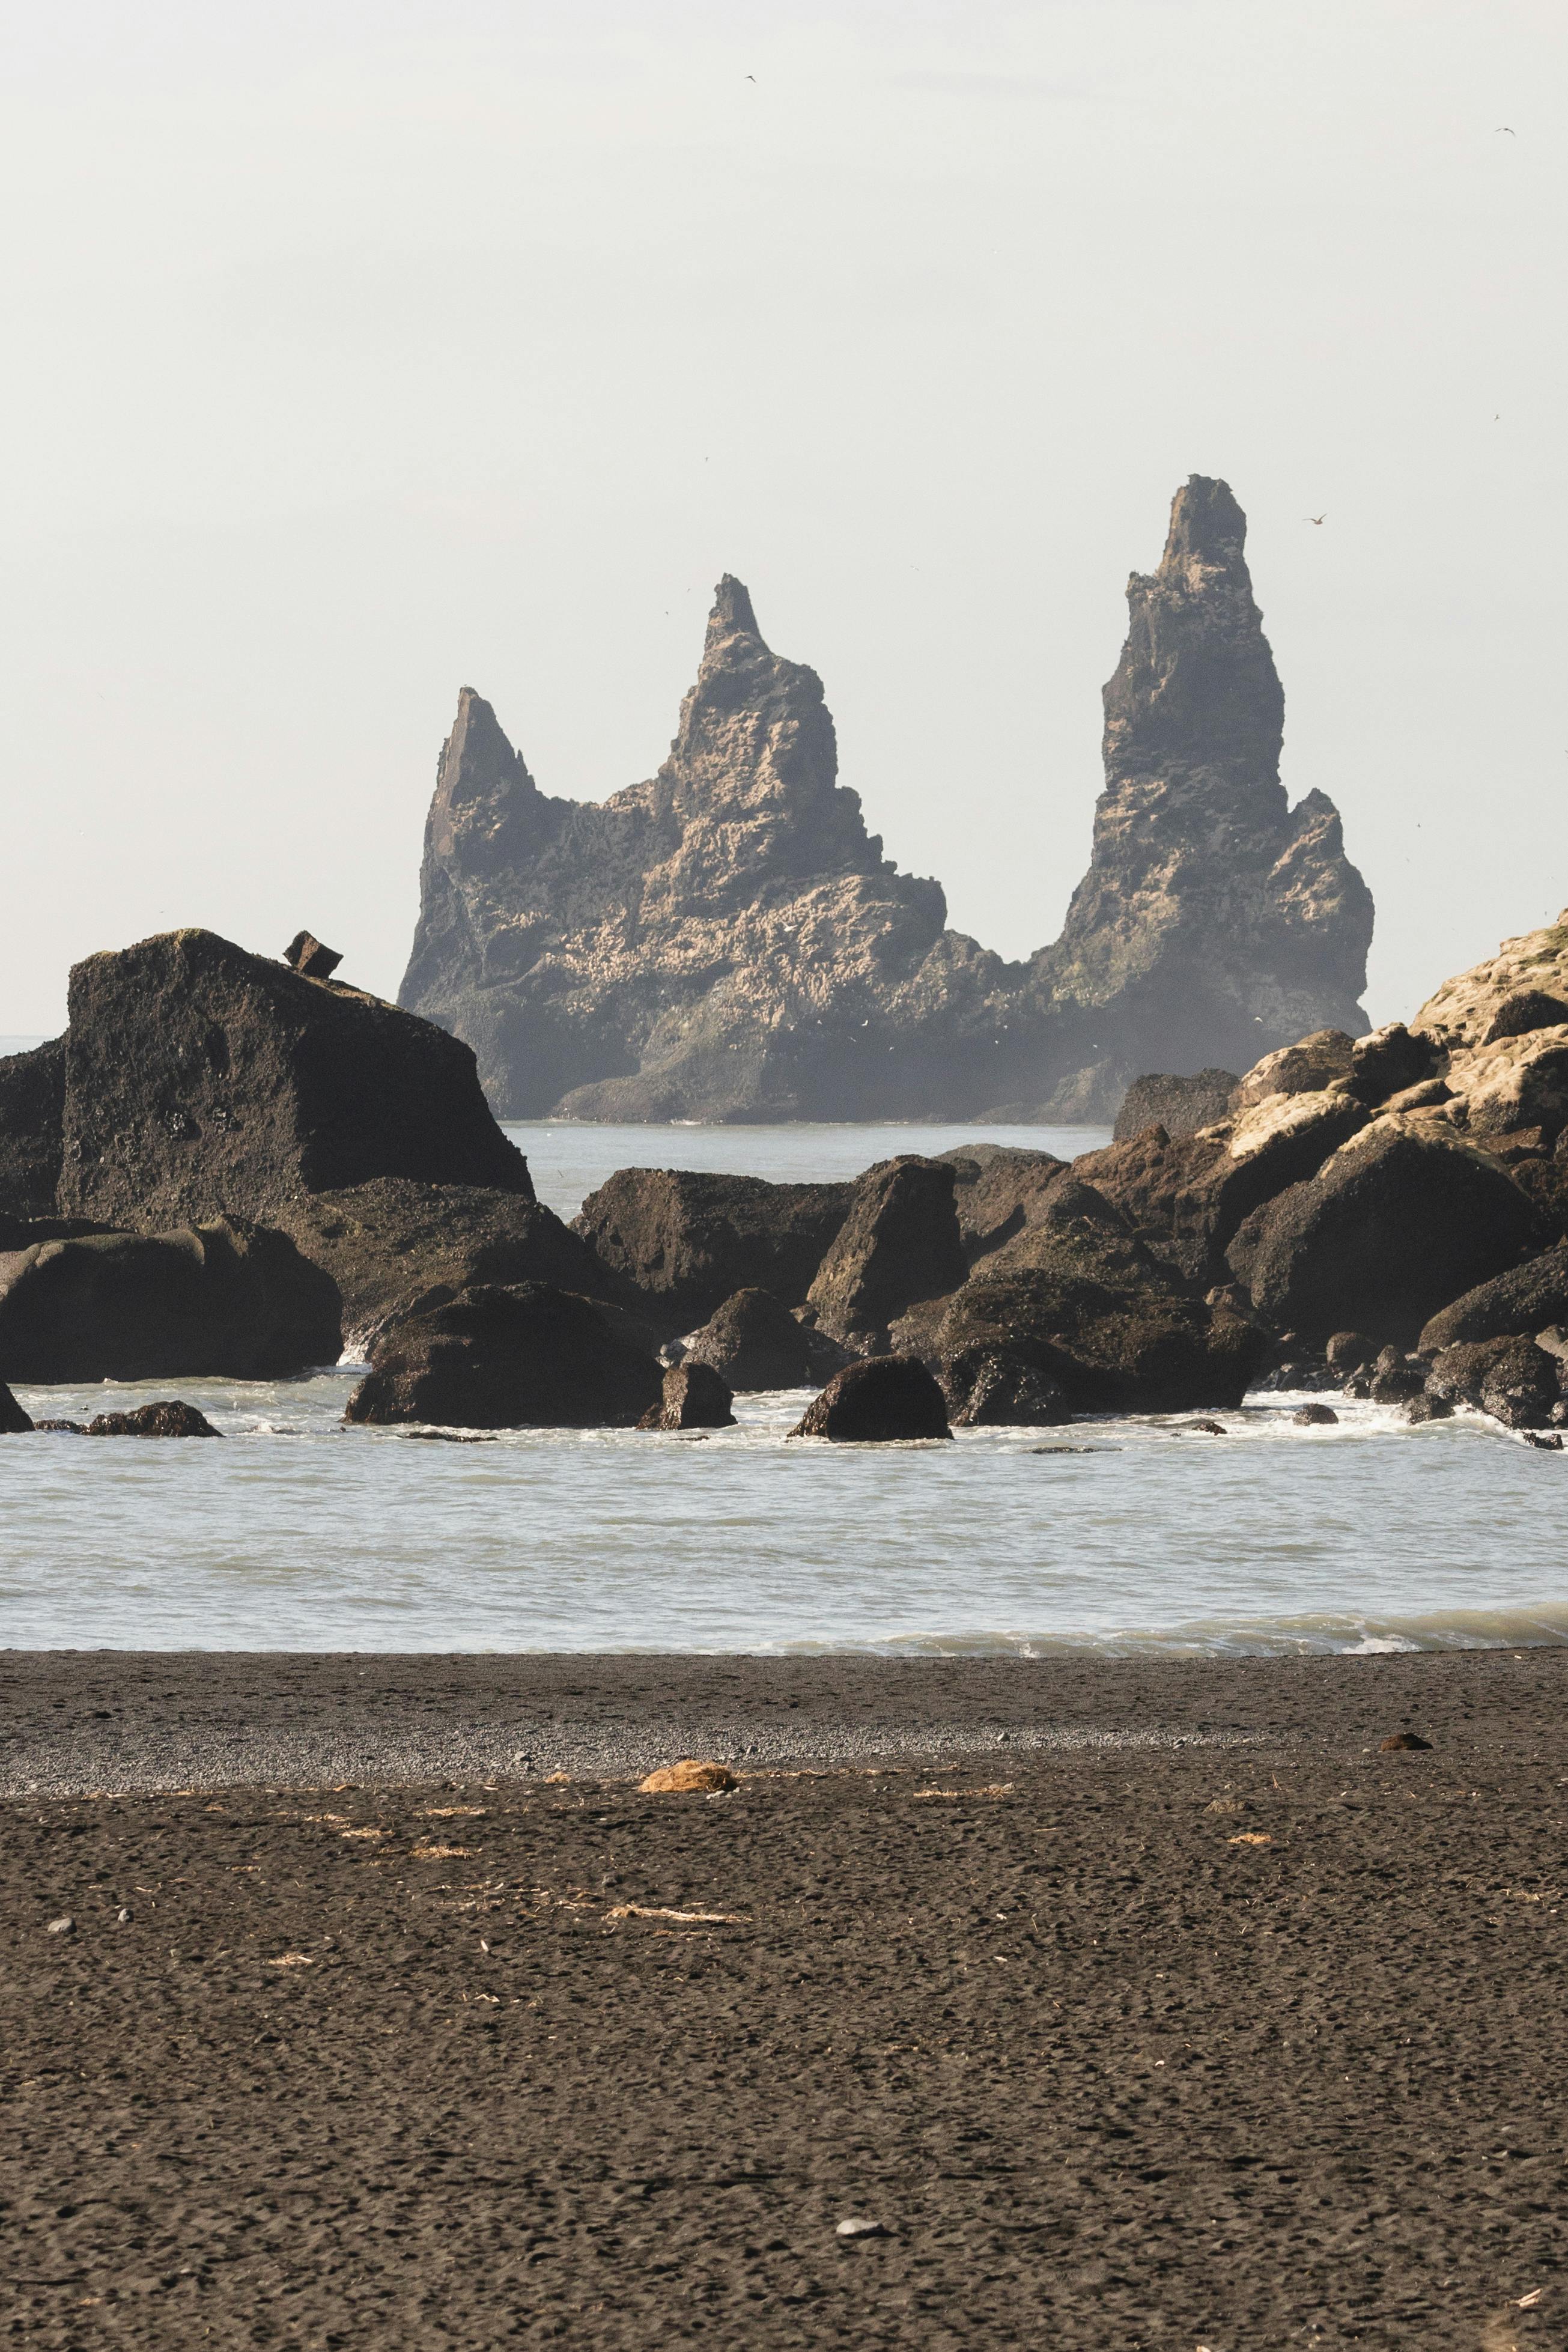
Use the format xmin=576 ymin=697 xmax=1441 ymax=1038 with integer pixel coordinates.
xmin=400 ymin=480 xmax=1373 ymax=1120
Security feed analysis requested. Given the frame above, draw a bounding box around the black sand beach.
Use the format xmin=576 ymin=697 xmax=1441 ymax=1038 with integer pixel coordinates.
xmin=4 ymin=1649 xmax=1566 ymax=2347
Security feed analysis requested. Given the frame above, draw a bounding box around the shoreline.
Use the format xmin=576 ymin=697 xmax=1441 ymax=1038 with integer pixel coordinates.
xmin=4 ymin=1642 xmax=1563 ymax=1794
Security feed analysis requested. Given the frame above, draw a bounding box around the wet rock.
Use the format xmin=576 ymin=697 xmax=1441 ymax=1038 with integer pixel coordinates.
xmin=638 ymin=1760 xmax=738 ymax=1793
xmin=573 ymin=1169 xmax=852 ymax=1330
xmin=85 ymin=1400 xmax=222 ymax=1437
xmin=805 ymin=1158 xmax=967 ymax=1348
xmin=344 ymin=1283 xmax=663 ymax=1430
xmin=0 ymin=1381 xmax=34 ymax=1434
xmin=1418 ymin=1244 xmax=1568 ymax=1355
xmin=1346 ymin=1023 xmax=1439 ymax=1108
xmin=1113 ymin=1069 xmax=1239 ymax=1142
xmin=1227 ymin=1122 xmax=1543 ymax=1343
xmin=922 ymin=1179 xmax=1268 ymax=1418
xmin=1403 ymin=1391 xmax=1453 ymax=1423
xmin=679 ymin=1288 xmax=815 ymax=1391
xmin=1523 ymin=1429 xmax=1565 ymax=1448
xmin=1380 ymin=1733 xmax=1432 ymax=1752
xmin=1232 ymin=1029 xmax=1358 ymax=1110
xmin=0 ymin=1037 xmax=65 ymax=1219
xmin=1485 ymin=987 xmax=1568 ymax=1044
xmin=1367 ymin=1347 xmax=1427 ymax=1405
xmin=1326 ymin=1329 xmax=1376 ymax=1372
xmin=940 ymin=1346 xmax=1072 ymax=1428
xmin=789 ymin=1356 xmax=952 ymax=1442
xmin=1292 ymin=1401 xmax=1339 ymax=1426
xmin=1426 ymin=1336 xmax=1561 ymax=1429
xmin=56 ymin=928 xmax=532 ymax=1232
xmin=285 ymin=1177 xmax=618 ymax=1356
xmin=0 ymin=1219 xmax=341 ymax=1381
xmin=637 ymin=1360 xmax=736 ymax=1430
xmin=1182 ymin=1419 xmax=1227 ymax=1435
xmin=282 ymin=931 xmax=343 ymax=982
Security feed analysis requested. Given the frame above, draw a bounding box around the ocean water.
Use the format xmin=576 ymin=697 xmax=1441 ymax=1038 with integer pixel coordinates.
xmin=0 ymin=1107 xmax=1563 ymax=1658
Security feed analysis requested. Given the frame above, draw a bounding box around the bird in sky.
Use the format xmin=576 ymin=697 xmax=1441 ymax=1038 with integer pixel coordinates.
xmin=746 ymin=73 xmax=756 ymax=82
xmin=1496 ymin=125 xmax=1516 ymax=135
xmin=1305 ymin=513 xmax=1326 ymax=526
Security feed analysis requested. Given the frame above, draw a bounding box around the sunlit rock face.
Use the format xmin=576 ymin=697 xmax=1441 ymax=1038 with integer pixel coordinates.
xmin=400 ymin=481 xmax=1372 ymax=1122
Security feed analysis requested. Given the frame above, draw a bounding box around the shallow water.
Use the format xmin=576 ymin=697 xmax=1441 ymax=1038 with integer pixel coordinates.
xmin=1 ymin=1369 xmax=1561 ymax=1655
xmin=1 ymin=1101 xmax=1563 ymax=1659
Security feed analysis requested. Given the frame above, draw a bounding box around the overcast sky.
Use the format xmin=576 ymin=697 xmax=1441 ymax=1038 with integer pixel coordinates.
xmin=0 ymin=0 xmax=1562 ymax=1038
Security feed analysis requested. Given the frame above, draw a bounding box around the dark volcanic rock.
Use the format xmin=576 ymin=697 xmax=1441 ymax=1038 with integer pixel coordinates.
xmin=0 ymin=1381 xmax=33 ymax=1433
xmin=925 ymin=1181 xmax=1268 ymax=1417
xmin=285 ymin=1178 xmax=614 ymax=1354
xmin=282 ymin=931 xmax=343 ymax=981
xmin=1418 ymin=1244 xmax=1568 ymax=1355
xmin=85 ymin=1400 xmax=221 ymax=1438
xmin=1485 ymin=988 xmax=1568 ymax=1044
xmin=1113 ymin=1069 xmax=1238 ymax=1142
xmin=56 ymin=928 xmax=530 ymax=1232
xmin=400 ymin=483 xmax=1371 ymax=1123
xmin=940 ymin=1346 xmax=1071 ymax=1428
xmin=573 ymin=1170 xmax=851 ymax=1330
xmin=0 ymin=1039 xmax=65 ymax=1219
xmin=1346 ymin=1023 xmax=1439 ymax=1109
xmin=1366 ymin=1347 xmax=1427 ymax=1405
xmin=788 ymin=1356 xmax=952 ymax=1442
xmin=805 ymin=1158 xmax=968 ymax=1347
xmin=1426 ymin=1336 xmax=1561 ymax=1429
xmin=1229 ymin=1124 xmax=1543 ymax=1343
xmin=0 ymin=1220 xmax=341 ymax=1383
xmin=937 ymin=1146 xmax=1067 ymax=1265
xmin=1325 ymin=1330 xmax=1375 ymax=1372
xmin=343 ymin=1283 xmax=663 ymax=1430
xmin=680 ymin=1288 xmax=815 ymax=1391
xmin=637 ymin=1361 xmax=736 ymax=1430
xmin=1292 ymin=1402 xmax=1339 ymax=1426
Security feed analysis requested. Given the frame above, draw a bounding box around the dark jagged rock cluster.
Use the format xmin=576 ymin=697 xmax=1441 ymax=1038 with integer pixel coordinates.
xmin=401 ymin=479 xmax=1373 ymax=1122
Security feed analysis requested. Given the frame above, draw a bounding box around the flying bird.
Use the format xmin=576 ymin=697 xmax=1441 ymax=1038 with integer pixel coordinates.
xmin=1305 ymin=513 xmax=1326 ymax=525
xmin=1496 ymin=125 xmax=1516 ymax=135
xmin=746 ymin=73 xmax=756 ymax=82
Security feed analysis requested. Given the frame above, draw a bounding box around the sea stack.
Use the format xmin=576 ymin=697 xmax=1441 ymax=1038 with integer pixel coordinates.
xmin=400 ymin=481 xmax=1373 ymax=1120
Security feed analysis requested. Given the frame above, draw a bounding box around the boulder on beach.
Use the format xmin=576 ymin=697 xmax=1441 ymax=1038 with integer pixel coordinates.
xmin=1484 ymin=987 xmax=1568 ymax=1044
xmin=0 ymin=1038 xmax=66 ymax=1220
xmin=343 ymin=1282 xmax=664 ymax=1430
xmin=84 ymin=1400 xmax=222 ymax=1438
xmin=788 ymin=1355 xmax=952 ymax=1441
xmin=1425 ymin=1336 xmax=1563 ymax=1429
xmin=937 ymin=1144 xmax=1068 ymax=1265
xmin=923 ymin=1179 xmax=1266 ymax=1417
xmin=0 ymin=1219 xmax=341 ymax=1383
xmin=939 ymin=1345 xmax=1072 ymax=1427
xmin=637 ymin=1360 xmax=737 ymax=1430
xmin=1227 ymin=1121 xmax=1543 ymax=1343
xmin=679 ymin=1287 xmax=815 ymax=1391
xmin=1113 ymin=1069 xmax=1238 ymax=1142
xmin=54 ymin=928 xmax=532 ymax=1232
xmin=1231 ymin=1029 xmax=1358 ymax=1109
xmin=283 ymin=1177 xmax=619 ymax=1357
xmin=1346 ymin=1022 xmax=1440 ymax=1108
xmin=804 ymin=1158 xmax=968 ymax=1348
xmin=0 ymin=1380 xmax=34 ymax=1433
xmin=1417 ymin=1244 xmax=1568 ymax=1355
xmin=572 ymin=1169 xmax=852 ymax=1329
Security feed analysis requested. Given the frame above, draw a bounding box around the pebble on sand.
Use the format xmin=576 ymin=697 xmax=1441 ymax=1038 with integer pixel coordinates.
xmin=45 ymin=1916 xmax=74 ymax=1936
xmin=1381 ymin=1731 xmax=1433 ymax=1751
xmin=835 ymin=2217 xmax=890 ymax=2240
xmin=638 ymin=1759 xmax=738 ymax=1794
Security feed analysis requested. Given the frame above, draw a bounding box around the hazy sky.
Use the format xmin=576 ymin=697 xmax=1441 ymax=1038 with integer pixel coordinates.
xmin=1 ymin=0 xmax=1563 ymax=1037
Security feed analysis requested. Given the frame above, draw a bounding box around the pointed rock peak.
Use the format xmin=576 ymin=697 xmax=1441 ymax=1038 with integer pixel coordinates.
xmin=705 ymin=574 xmax=766 ymax=652
xmin=1160 ymin=475 xmax=1248 ymax=577
xmin=433 ymin=687 xmax=536 ymax=834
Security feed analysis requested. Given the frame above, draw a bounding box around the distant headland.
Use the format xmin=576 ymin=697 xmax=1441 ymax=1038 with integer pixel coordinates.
xmin=399 ymin=475 xmax=1374 ymax=1123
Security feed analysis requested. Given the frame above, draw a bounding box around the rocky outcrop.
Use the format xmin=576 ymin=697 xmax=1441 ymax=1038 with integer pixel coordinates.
xmin=804 ymin=1158 xmax=967 ymax=1348
xmin=400 ymin=480 xmax=1372 ymax=1122
xmin=1227 ymin=1121 xmax=1543 ymax=1343
xmin=343 ymin=1284 xmax=663 ymax=1429
xmin=1113 ymin=1069 xmax=1237 ymax=1141
xmin=937 ymin=1145 xmax=1067 ymax=1263
xmin=921 ymin=1179 xmax=1266 ymax=1418
xmin=0 ymin=1220 xmax=341 ymax=1383
xmin=1417 ymin=1245 xmax=1568 ymax=1355
xmin=679 ymin=1288 xmax=816 ymax=1391
xmin=789 ymin=1356 xmax=952 ymax=1442
xmin=1413 ymin=911 xmax=1568 ymax=1140
xmin=0 ymin=1381 xmax=32 ymax=1433
xmin=55 ymin=929 xmax=530 ymax=1231
xmin=0 ymin=1039 xmax=65 ymax=1219
xmin=571 ymin=1170 xmax=852 ymax=1330
xmin=1425 ymin=1337 xmax=1564 ymax=1430
xmin=77 ymin=1400 xmax=223 ymax=1439
xmin=1231 ymin=1029 xmax=1357 ymax=1108
xmin=637 ymin=1361 xmax=736 ymax=1430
